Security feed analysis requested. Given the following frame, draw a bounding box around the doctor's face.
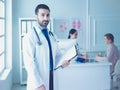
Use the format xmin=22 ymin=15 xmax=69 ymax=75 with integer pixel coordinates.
xmin=35 ymin=9 xmax=50 ymax=28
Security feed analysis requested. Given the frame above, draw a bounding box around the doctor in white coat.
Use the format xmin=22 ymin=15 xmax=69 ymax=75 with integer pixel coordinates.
xmin=23 ymin=4 xmax=70 ymax=90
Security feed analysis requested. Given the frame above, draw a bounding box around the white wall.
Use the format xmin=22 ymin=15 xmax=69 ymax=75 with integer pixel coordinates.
xmin=12 ymin=0 xmax=120 ymax=84
xmin=88 ymin=0 xmax=120 ymax=51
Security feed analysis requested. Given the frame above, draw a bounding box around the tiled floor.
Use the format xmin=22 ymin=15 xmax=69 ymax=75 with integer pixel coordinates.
xmin=12 ymin=84 xmax=26 ymax=90
xmin=111 ymin=81 xmax=120 ymax=90
xmin=12 ymin=81 xmax=120 ymax=90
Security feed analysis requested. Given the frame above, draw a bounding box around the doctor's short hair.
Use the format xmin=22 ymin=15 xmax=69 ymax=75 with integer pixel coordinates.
xmin=35 ymin=4 xmax=50 ymax=15
xmin=104 ymin=33 xmax=114 ymax=43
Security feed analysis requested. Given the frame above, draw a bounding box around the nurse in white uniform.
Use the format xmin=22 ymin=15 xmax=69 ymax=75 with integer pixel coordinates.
xmin=23 ymin=4 xmax=70 ymax=90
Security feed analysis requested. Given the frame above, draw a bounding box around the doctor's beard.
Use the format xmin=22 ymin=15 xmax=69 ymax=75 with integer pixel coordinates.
xmin=39 ymin=20 xmax=49 ymax=28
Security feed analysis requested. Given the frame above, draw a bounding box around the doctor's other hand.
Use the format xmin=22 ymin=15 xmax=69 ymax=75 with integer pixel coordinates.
xmin=36 ymin=85 xmax=46 ymax=90
xmin=61 ymin=60 xmax=70 ymax=68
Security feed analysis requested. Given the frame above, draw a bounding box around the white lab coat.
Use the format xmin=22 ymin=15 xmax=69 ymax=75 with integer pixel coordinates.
xmin=23 ymin=24 xmax=59 ymax=90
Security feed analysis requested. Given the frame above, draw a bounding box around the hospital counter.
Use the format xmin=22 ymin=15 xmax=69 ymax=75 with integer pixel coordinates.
xmin=54 ymin=61 xmax=111 ymax=90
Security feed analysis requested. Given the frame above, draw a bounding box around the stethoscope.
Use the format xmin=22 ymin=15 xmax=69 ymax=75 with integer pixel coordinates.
xmin=33 ymin=27 xmax=56 ymax=46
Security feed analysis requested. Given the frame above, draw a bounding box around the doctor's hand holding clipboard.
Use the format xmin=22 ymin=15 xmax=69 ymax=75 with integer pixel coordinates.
xmin=54 ymin=45 xmax=78 ymax=70
xmin=61 ymin=60 xmax=70 ymax=68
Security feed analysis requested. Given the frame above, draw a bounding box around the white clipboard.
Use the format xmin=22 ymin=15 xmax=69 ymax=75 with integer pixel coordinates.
xmin=54 ymin=45 xmax=78 ymax=70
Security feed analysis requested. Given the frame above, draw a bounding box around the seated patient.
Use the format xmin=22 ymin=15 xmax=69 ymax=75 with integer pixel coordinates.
xmin=68 ymin=28 xmax=88 ymax=62
xmin=96 ymin=33 xmax=120 ymax=75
